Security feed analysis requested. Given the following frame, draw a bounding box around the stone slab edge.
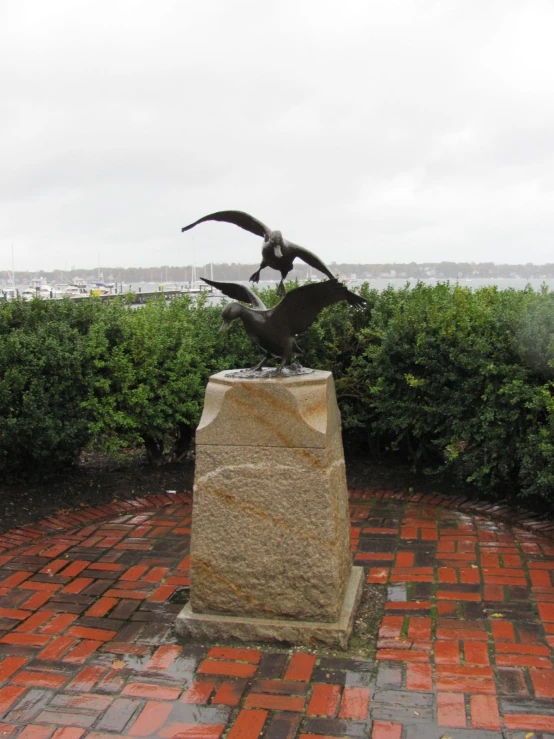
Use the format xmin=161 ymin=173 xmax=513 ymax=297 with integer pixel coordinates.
xmin=175 ymin=565 xmax=364 ymax=650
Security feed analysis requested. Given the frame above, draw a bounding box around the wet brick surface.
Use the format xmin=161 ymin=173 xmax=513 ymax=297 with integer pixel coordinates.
xmin=0 ymin=489 xmax=553 ymax=736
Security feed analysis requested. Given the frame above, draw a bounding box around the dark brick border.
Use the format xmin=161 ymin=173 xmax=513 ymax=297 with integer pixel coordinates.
xmin=0 ymin=493 xmax=193 ymax=554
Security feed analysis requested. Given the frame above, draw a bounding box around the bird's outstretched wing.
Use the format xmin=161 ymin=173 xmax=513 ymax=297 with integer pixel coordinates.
xmin=201 ymin=278 xmax=266 ymax=310
xmin=270 ymin=279 xmax=367 ymax=335
xmin=285 ymin=242 xmax=335 ymax=280
xmin=181 ymin=211 xmax=271 ymax=239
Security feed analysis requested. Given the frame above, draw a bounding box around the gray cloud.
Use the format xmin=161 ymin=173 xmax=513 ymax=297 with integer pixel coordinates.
xmin=1 ymin=0 xmax=554 ymax=271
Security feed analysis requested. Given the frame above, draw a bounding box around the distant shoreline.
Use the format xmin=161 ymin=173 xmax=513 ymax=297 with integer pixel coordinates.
xmin=3 ymin=261 xmax=554 ymax=285
xmin=3 ymin=277 xmax=554 ymax=297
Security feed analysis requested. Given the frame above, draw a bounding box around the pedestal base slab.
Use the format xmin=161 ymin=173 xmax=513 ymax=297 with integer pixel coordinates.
xmin=176 ymin=565 xmax=363 ymax=650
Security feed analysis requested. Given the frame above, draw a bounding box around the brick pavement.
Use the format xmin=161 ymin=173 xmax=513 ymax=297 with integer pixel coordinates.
xmin=0 ymin=489 xmax=554 ymax=737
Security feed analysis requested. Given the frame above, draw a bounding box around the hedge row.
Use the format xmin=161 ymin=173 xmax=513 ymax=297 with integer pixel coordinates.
xmin=0 ymin=283 xmax=553 ymax=499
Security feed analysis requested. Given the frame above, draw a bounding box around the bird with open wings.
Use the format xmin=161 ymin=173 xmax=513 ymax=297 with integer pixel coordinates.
xmin=182 ymin=210 xmax=335 ymax=297
xmin=203 ymin=277 xmax=367 ymax=372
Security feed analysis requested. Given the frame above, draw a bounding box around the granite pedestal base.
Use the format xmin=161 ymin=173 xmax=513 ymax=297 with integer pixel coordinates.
xmin=176 ymin=369 xmax=362 ymax=647
xmin=176 ymin=564 xmax=363 ymax=649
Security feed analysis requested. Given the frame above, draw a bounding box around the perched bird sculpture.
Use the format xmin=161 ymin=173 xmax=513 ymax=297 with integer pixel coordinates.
xmin=181 ymin=210 xmax=335 ymax=296
xmin=203 ymin=277 xmax=367 ymax=372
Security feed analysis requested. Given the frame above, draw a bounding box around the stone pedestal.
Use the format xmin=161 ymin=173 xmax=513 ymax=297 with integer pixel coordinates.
xmin=175 ymin=370 xmax=363 ymax=648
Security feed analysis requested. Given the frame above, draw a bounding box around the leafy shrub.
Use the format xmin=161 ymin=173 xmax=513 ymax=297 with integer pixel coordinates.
xmin=83 ymin=291 xmax=262 ymax=465
xmin=345 ymin=283 xmax=554 ymax=496
xmin=1 ymin=283 xmax=553 ymax=501
xmin=0 ymin=298 xmax=96 ymax=476
xmin=85 ymin=294 xmax=207 ymax=464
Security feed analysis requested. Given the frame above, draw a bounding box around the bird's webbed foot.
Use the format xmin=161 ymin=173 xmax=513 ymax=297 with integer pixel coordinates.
xmin=250 ymin=355 xmax=268 ymax=371
xmin=249 ymin=270 xmax=261 ymax=284
xmin=277 ymin=280 xmax=286 ymax=297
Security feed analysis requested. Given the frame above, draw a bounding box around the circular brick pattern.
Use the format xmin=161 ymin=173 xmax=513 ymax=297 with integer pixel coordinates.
xmin=0 ymin=489 xmax=553 ymax=737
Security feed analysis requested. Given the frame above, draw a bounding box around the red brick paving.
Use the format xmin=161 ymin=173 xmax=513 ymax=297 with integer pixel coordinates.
xmin=0 ymin=489 xmax=553 ymax=736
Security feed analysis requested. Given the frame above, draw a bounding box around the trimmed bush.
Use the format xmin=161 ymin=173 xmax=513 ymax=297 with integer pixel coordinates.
xmin=0 ymin=283 xmax=552 ymax=500
xmin=0 ymin=298 xmax=97 ymax=475
xmin=83 ymin=292 xmax=260 ymax=466
xmin=342 ymin=283 xmax=554 ymax=497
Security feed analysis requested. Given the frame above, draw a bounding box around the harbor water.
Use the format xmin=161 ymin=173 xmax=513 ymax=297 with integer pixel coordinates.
xmin=1 ymin=277 xmax=553 ymax=304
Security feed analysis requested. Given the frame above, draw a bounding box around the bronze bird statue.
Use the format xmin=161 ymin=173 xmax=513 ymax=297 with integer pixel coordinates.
xmin=203 ymin=277 xmax=367 ymax=372
xmin=181 ymin=210 xmax=335 ymax=297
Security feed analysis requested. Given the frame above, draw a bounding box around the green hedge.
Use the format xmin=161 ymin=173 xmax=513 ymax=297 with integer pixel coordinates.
xmin=0 ymin=283 xmax=552 ymax=499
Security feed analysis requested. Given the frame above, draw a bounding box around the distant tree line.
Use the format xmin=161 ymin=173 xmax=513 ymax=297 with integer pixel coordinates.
xmin=4 ymin=262 xmax=554 ymax=285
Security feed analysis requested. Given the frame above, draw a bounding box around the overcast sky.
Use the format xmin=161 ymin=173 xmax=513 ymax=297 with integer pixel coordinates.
xmin=1 ymin=0 xmax=554 ymax=272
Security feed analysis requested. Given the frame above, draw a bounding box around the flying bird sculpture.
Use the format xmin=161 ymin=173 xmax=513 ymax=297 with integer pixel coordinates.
xmin=203 ymin=277 xmax=367 ymax=373
xmin=181 ymin=210 xmax=335 ymax=297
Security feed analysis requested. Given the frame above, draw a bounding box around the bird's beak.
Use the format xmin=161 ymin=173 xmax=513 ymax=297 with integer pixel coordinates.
xmin=219 ymin=320 xmax=230 ymax=333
